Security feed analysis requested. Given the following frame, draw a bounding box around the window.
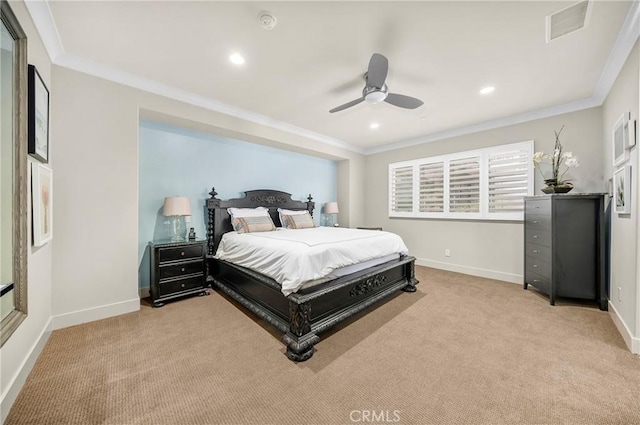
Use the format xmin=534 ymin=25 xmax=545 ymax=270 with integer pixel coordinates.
xmin=389 ymin=141 xmax=533 ymax=220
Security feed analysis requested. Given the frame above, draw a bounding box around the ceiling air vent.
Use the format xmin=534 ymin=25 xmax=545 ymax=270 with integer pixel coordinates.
xmin=546 ymin=0 xmax=590 ymax=42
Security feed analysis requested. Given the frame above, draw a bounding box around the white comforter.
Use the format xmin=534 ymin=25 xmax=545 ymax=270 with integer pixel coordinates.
xmin=215 ymin=227 xmax=409 ymax=296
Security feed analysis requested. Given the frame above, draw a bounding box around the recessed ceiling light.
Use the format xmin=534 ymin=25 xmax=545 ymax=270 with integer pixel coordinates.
xmin=229 ymin=53 xmax=245 ymax=65
xmin=370 ymin=123 xmax=380 ymax=129
xmin=480 ymin=86 xmax=495 ymax=95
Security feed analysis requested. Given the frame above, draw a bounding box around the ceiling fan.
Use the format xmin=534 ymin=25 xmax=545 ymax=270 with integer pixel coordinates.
xmin=329 ymin=53 xmax=424 ymax=113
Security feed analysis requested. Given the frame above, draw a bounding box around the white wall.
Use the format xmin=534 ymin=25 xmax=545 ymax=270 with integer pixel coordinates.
xmin=364 ymin=107 xmax=604 ymax=283
xmin=0 ymin=1 xmax=53 ymax=422
xmin=602 ymin=41 xmax=640 ymax=351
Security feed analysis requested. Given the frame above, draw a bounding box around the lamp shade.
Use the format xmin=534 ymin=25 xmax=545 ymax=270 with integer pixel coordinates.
xmin=163 ymin=196 xmax=192 ymax=216
xmin=324 ymin=202 xmax=339 ymax=214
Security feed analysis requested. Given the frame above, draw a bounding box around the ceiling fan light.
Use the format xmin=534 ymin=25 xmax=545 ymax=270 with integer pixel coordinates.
xmin=365 ymin=91 xmax=387 ymax=104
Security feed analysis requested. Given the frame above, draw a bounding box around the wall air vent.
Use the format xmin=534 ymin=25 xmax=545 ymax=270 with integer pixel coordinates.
xmin=546 ymin=0 xmax=590 ymax=42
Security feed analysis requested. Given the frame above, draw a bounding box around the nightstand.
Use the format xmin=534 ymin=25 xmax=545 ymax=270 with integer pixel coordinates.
xmin=149 ymin=240 xmax=208 ymax=307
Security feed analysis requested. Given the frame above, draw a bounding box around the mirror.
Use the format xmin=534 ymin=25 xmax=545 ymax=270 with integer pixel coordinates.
xmin=1 ymin=1 xmax=28 ymax=347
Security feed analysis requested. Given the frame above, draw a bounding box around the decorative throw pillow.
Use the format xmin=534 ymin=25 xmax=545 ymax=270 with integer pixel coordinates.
xmin=281 ymin=212 xmax=315 ymax=229
xmin=231 ymin=215 xmax=276 ymax=233
xmin=277 ymin=208 xmax=308 ymax=225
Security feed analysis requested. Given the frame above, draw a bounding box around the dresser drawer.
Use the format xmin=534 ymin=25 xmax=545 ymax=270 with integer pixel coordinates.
xmin=159 ymin=260 xmax=204 ymax=280
xmin=525 ymin=256 xmax=551 ymax=279
xmin=525 ymin=198 xmax=551 ymax=215
xmin=158 ymin=244 xmax=204 ymax=263
xmin=525 ymin=213 xmax=551 ymax=230
xmin=524 ymin=243 xmax=551 ymax=263
xmin=158 ymin=275 xmax=205 ymax=297
xmin=525 ymin=269 xmax=551 ymax=295
xmin=525 ymin=228 xmax=551 ymax=247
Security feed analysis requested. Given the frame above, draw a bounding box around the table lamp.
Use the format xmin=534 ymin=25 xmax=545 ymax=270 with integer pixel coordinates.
xmin=163 ymin=196 xmax=192 ymax=242
xmin=324 ymin=202 xmax=339 ymax=227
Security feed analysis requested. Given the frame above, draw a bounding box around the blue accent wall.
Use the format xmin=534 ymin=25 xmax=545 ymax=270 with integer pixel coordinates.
xmin=138 ymin=120 xmax=338 ymax=289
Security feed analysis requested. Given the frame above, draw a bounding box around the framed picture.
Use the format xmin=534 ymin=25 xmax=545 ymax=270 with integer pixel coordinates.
xmin=28 ymin=65 xmax=49 ymax=163
xmin=613 ymin=165 xmax=631 ymax=214
xmin=612 ymin=113 xmax=629 ymax=167
xmin=32 ymin=162 xmax=52 ymax=246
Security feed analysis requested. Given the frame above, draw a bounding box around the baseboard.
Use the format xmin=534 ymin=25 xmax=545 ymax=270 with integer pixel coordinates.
xmin=416 ymin=258 xmax=522 ymax=284
xmin=1 ymin=317 xmax=52 ymax=424
xmin=51 ymin=298 xmax=140 ymax=330
xmin=608 ymin=301 xmax=640 ymax=354
xmin=139 ymin=286 xmax=150 ymax=299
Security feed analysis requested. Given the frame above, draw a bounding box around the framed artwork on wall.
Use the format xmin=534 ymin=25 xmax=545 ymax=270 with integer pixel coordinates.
xmin=27 ymin=64 xmax=49 ymax=163
xmin=612 ymin=113 xmax=629 ymax=167
xmin=32 ymin=162 xmax=53 ymax=246
xmin=613 ymin=165 xmax=631 ymax=215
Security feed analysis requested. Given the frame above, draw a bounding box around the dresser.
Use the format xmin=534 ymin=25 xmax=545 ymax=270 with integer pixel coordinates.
xmin=149 ymin=240 xmax=208 ymax=307
xmin=523 ymin=194 xmax=607 ymax=310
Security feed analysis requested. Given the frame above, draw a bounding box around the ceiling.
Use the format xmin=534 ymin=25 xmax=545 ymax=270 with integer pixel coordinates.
xmin=39 ymin=1 xmax=634 ymax=153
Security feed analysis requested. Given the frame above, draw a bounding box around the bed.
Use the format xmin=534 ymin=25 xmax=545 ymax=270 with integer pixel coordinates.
xmin=206 ymin=188 xmax=418 ymax=361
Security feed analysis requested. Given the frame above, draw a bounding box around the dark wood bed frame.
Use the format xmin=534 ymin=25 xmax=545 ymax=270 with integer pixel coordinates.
xmin=206 ymin=188 xmax=418 ymax=361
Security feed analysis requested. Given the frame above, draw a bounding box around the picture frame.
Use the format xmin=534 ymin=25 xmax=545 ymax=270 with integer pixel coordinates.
xmin=628 ymin=117 xmax=637 ymax=149
xmin=612 ymin=113 xmax=629 ymax=167
xmin=613 ymin=165 xmax=631 ymax=215
xmin=27 ymin=64 xmax=49 ymax=163
xmin=32 ymin=162 xmax=52 ymax=246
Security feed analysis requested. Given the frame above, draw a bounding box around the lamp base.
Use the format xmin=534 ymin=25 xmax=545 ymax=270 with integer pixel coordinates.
xmin=170 ymin=216 xmax=187 ymax=242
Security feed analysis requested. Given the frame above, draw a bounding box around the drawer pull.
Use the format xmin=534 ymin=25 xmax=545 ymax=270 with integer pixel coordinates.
xmin=533 ymin=264 xmax=538 ymax=268
xmin=533 ymin=279 xmax=540 ymax=283
xmin=181 ymin=251 xmax=185 ymax=256
xmin=533 ymin=235 xmax=538 ymax=239
xmin=181 ymin=283 xmax=185 ymax=288
xmin=533 ymin=220 xmax=539 ymax=224
xmin=532 ymin=249 xmax=539 ymax=253
xmin=181 ymin=267 xmax=185 ymax=272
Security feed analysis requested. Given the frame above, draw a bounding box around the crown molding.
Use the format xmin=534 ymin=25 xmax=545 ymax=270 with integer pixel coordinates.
xmin=592 ymin=0 xmax=640 ymax=103
xmin=54 ymin=54 xmax=364 ymax=154
xmin=364 ymin=97 xmax=600 ymax=155
xmin=25 ymin=0 xmax=640 ymax=157
xmin=23 ymin=0 xmax=64 ymax=62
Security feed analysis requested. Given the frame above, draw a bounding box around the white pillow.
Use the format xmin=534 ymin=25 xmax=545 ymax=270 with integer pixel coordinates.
xmin=277 ymin=208 xmax=308 ymax=225
xmin=227 ymin=206 xmax=269 ymax=219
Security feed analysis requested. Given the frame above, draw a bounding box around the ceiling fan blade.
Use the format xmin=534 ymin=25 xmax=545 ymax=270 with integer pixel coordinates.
xmin=366 ymin=53 xmax=388 ymax=88
xmin=329 ymin=97 xmax=365 ymax=113
xmin=384 ymin=93 xmax=424 ymax=109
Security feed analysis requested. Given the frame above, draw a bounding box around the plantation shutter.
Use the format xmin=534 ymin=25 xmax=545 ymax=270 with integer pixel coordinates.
xmin=419 ymin=162 xmax=444 ymax=212
xmin=487 ymin=147 xmax=530 ymax=213
xmin=390 ymin=165 xmax=414 ymax=213
xmin=449 ymin=156 xmax=480 ymax=213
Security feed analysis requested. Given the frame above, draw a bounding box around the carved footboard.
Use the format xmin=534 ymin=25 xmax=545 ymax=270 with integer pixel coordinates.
xmin=210 ymin=255 xmax=418 ymax=361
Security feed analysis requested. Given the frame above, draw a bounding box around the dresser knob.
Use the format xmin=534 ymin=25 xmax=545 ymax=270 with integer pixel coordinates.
xmin=533 ymin=249 xmax=539 ymax=253
xmin=533 ymin=220 xmax=539 ymax=224
xmin=181 ymin=252 xmax=185 ymax=256
xmin=533 ymin=235 xmax=538 ymax=239
xmin=533 ymin=279 xmax=540 ymax=283
xmin=533 ymin=264 xmax=538 ymax=268
xmin=181 ymin=283 xmax=185 ymax=288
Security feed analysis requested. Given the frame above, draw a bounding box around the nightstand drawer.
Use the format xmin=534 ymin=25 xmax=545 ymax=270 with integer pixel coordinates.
xmin=159 ymin=244 xmax=204 ymax=263
xmin=158 ymin=275 xmax=204 ymax=297
xmin=525 ymin=269 xmax=551 ymax=294
xmin=159 ymin=260 xmax=204 ymax=280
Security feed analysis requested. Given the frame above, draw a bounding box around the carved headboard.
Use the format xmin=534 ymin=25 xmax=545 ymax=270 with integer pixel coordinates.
xmin=206 ymin=187 xmax=315 ymax=256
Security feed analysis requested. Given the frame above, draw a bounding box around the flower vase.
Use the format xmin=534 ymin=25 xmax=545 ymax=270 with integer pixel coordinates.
xmin=541 ymin=178 xmax=573 ymax=194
